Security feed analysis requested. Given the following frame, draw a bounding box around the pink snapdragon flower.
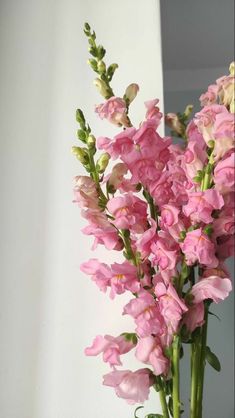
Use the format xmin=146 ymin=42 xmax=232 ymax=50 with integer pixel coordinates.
xmin=183 ymin=139 xmax=207 ymax=181
xmin=182 ymin=302 xmax=205 ymax=333
xmin=82 ymin=210 xmax=122 ymax=250
xmin=80 ymin=258 xmax=140 ymax=298
xmin=95 ymin=96 xmax=129 ymax=127
xmin=136 ymin=219 xmax=157 ymax=259
xmin=180 ymin=228 xmax=218 ymax=267
xmin=107 ymin=193 xmax=148 ymax=233
xmin=183 ymin=189 xmax=224 ymax=224
xmin=123 ymin=291 xmax=164 ymax=337
xmin=199 ymin=84 xmax=218 ymax=107
xmin=191 ymin=275 xmax=232 ymax=304
xmin=217 ymin=70 xmax=235 ymax=108
xmin=194 ymin=104 xmax=228 ymax=144
xmin=155 ymin=282 xmax=188 ymax=333
xmin=214 ymin=152 xmax=235 ymax=194
xmin=85 ymin=334 xmax=136 ymax=367
xmin=103 ymin=368 xmax=153 ymax=404
xmin=151 ymin=231 xmax=179 ymax=270
xmin=73 ymin=176 xmax=99 ymax=210
xmin=145 ymin=99 xmax=163 ymax=126
xmin=212 ymin=112 xmax=235 ymax=160
xmin=135 ymin=336 xmax=169 ymax=376
xmin=161 ymin=204 xmax=180 ymax=227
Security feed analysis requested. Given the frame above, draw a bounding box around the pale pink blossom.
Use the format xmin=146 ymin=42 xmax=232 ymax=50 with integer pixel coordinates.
xmin=136 ymin=219 xmax=157 ymax=259
xmin=97 ymin=127 xmax=136 ymax=159
xmin=183 ymin=189 xmax=224 ymax=224
xmin=95 ymin=96 xmax=129 ymax=127
xmin=151 ymin=231 xmax=179 ymax=270
xmin=82 ymin=210 xmax=122 ymax=250
xmin=214 ymin=152 xmax=235 ymax=194
xmin=145 ymin=99 xmax=163 ymax=126
xmin=103 ymin=368 xmax=153 ymax=404
xmin=183 ymin=140 xmax=207 ymax=181
xmin=73 ymin=176 xmax=99 ymax=210
xmin=212 ymin=112 xmax=235 ymax=160
xmin=191 ymin=276 xmax=232 ymax=304
xmin=85 ymin=334 xmax=135 ymax=366
xmin=199 ymin=84 xmax=218 ymax=106
xmin=194 ymin=104 xmax=228 ymax=145
xmin=183 ymin=302 xmax=205 ymax=333
xmin=180 ymin=228 xmax=218 ymax=268
xmin=107 ymin=193 xmax=148 ymax=233
xmin=135 ymin=336 xmax=169 ymax=376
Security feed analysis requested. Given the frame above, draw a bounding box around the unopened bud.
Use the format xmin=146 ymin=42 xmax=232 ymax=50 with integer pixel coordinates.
xmin=165 ymin=113 xmax=185 ymax=136
xmin=208 ymin=139 xmax=215 ymax=149
xmin=71 ymin=146 xmax=89 ymax=164
xmin=93 ymin=78 xmax=110 ymax=98
xmin=229 ymin=61 xmax=235 ymax=76
xmin=87 ymin=135 xmax=96 ymax=148
xmin=76 ymin=109 xmax=86 ymax=128
xmin=97 ymin=60 xmax=106 ymax=74
xmin=87 ymin=59 xmax=97 ymax=71
xmin=184 ymin=104 xmax=193 ymax=118
xmin=96 ymin=152 xmax=110 ymax=173
xmin=124 ymin=83 xmax=139 ymax=104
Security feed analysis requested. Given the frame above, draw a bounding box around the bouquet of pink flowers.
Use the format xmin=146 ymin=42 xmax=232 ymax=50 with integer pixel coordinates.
xmin=72 ymin=23 xmax=234 ymax=418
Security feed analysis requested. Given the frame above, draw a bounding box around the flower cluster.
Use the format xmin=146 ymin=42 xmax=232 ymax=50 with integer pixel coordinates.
xmin=73 ymin=24 xmax=234 ymax=418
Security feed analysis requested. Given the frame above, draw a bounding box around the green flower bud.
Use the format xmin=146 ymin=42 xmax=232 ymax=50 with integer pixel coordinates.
xmin=87 ymin=135 xmax=96 ymax=149
xmin=184 ymin=104 xmax=194 ymax=118
xmin=71 ymin=146 xmax=89 ymax=164
xmin=76 ymin=109 xmax=86 ymax=128
xmin=208 ymin=139 xmax=215 ymax=149
xmin=97 ymin=60 xmax=106 ymax=74
xmin=87 ymin=59 xmax=98 ymax=71
xmin=93 ymin=78 xmax=110 ymax=98
xmin=124 ymin=83 xmax=139 ymax=104
xmin=96 ymin=152 xmax=110 ymax=173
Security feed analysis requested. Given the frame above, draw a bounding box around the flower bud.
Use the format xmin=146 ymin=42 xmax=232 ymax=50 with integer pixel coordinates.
xmin=71 ymin=146 xmax=89 ymax=164
xmin=124 ymin=83 xmax=139 ymax=104
xmin=229 ymin=61 xmax=235 ymax=76
xmin=93 ymin=78 xmax=110 ymax=98
xmin=87 ymin=135 xmax=96 ymax=149
xmin=184 ymin=104 xmax=193 ymax=118
xmin=97 ymin=60 xmax=106 ymax=74
xmin=87 ymin=59 xmax=97 ymax=72
xmin=96 ymin=152 xmax=110 ymax=173
xmin=165 ymin=113 xmax=185 ymax=136
xmin=76 ymin=109 xmax=86 ymax=128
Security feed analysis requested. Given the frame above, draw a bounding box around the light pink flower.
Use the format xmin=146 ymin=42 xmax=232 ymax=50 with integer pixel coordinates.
xmin=145 ymin=99 xmax=163 ymax=126
xmin=97 ymin=127 xmax=136 ymax=159
xmin=82 ymin=210 xmax=122 ymax=250
xmin=214 ymin=152 xmax=235 ymax=194
xmin=136 ymin=219 xmax=157 ymax=259
xmin=107 ymin=193 xmax=148 ymax=233
xmin=155 ymin=282 xmax=188 ymax=333
xmin=151 ymin=231 xmax=179 ymax=271
xmin=95 ymin=96 xmax=129 ymax=127
xmin=216 ymin=235 xmax=235 ymax=260
xmin=161 ymin=204 xmax=180 ymax=227
xmin=212 ymin=112 xmax=235 ymax=161
xmin=183 ymin=140 xmax=207 ymax=181
xmin=183 ymin=189 xmax=224 ymax=224
xmin=183 ymin=302 xmax=205 ymax=333
xmin=135 ymin=336 xmax=169 ymax=376
xmin=199 ymin=84 xmax=218 ymax=106
xmin=191 ymin=276 xmax=232 ymax=304
xmin=103 ymin=368 xmax=153 ymax=404
xmin=217 ymin=72 xmax=235 ymax=108
xmin=194 ymin=104 xmax=228 ymax=145
xmin=85 ymin=334 xmax=136 ymax=367
xmin=73 ymin=176 xmax=99 ymax=210
xmin=180 ymin=228 xmax=218 ymax=268
xmin=123 ymin=291 xmax=164 ymax=337
xmin=80 ymin=258 xmax=111 ymax=293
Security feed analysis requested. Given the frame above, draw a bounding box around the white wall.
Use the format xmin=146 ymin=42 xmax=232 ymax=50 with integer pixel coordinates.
xmin=0 ymin=1 xmax=163 ymax=417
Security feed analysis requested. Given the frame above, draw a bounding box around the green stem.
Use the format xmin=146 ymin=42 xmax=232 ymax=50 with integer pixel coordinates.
xmin=190 ymin=334 xmax=201 ymax=418
xmin=156 ymin=377 xmax=170 ymax=418
xmin=172 ymin=335 xmax=181 ymax=418
xmin=197 ymin=306 xmax=209 ymax=418
xmin=120 ymin=229 xmax=137 ymax=266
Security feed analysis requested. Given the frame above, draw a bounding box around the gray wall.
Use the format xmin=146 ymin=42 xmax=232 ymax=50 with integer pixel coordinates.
xmin=164 ymin=88 xmax=234 ymax=418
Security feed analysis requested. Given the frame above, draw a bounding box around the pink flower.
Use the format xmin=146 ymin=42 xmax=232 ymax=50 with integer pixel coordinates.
xmin=155 ymin=282 xmax=188 ymax=333
xmin=105 ymin=163 xmax=136 ymax=193
xmin=180 ymin=228 xmax=218 ymax=268
xmin=183 ymin=189 xmax=224 ymax=224
xmin=183 ymin=302 xmax=205 ymax=333
xmin=214 ymin=152 xmax=235 ymax=194
xmin=161 ymin=204 xmax=180 ymax=227
xmin=123 ymin=291 xmax=164 ymax=337
xmin=183 ymin=140 xmax=207 ymax=181
xmin=191 ymin=276 xmax=232 ymax=304
xmin=199 ymin=84 xmax=218 ymax=106
xmin=73 ymin=176 xmax=99 ymax=210
xmin=151 ymin=231 xmax=179 ymax=270
xmin=135 ymin=336 xmax=169 ymax=376
xmin=103 ymin=368 xmax=153 ymax=404
xmin=212 ymin=112 xmax=235 ymax=161
xmin=82 ymin=210 xmax=122 ymax=250
xmin=85 ymin=334 xmax=136 ymax=367
xmin=136 ymin=219 xmax=157 ymax=259
xmin=217 ymin=72 xmax=235 ymax=108
xmin=95 ymin=96 xmax=129 ymax=127
xmin=216 ymin=235 xmax=235 ymax=260
xmin=97 ymin=128 xmax=136 ymax=160
xmin=194 ymin=104 xmax=228 ymax=145
xmin=80 ymin=258 xmax=140 ymax=298
xmin=145 ymin=99 xmax=163 ymax=126
xmin=107 ymin=193 xmax=148 ymax=233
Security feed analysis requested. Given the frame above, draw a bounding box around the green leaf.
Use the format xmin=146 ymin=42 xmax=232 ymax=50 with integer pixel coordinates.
xmin=145 ymin=414 xmax=163 ymax=418
xmin=168 ymin=396 xmax=173 ymax=417
xmin=181 ymin=263 xmax=189 ymax=280
xmin=205 ymin=346 xmax=221 ymax=372
xmin=121 ymin=333 xmax=138 ymax=345
xmin=134 ymin=406 xmax=144 ymax=418
xmin=208 ymin=311 xmax=221 ymax=321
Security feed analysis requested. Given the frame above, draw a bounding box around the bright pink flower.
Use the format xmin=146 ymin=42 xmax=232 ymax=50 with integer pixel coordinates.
xmin=95 ymin=96 xmax=129 ymax=127
xmin=183 ymin=189 xmax=224 ymax=224
xmin=85 ymin=334 xmax=136 ymax=367
xmin=123 ymin=291 xmax=164 ymax=337
xmin=107 ymin=193 xmax=148 ymax=233
xmin=186 ymin=121 xmax=206 ymax=148
xmin=155 ymin=282 xmax=188 ymax=333
xmin=73 ymin=176 xmax=99 ymax=210
xmin=191 ymin=276 xmax=232 ymax=304
xmin=135 ymin=336 xmax=169 ymax=376
xmin=181 ymin=228 xmax=218 ymax=268
xmin=145 ymin=99 xmax=163 ymax=126
xmin=214 ymin=152 xmax=235 ymax=194
xmin=103 ymin=368 xmax=153 ymax=404
xmin=194 ymin=104 xmax=228 ymax=145
xmin=183 ymin=302 xmax=205 ymax=333
xmin=161 ymin=204 xmax=180 ymax=227
xmin=148 ymin=172 xmax=174 ymax=208
xmin=151 ymin=231 xmax=179 ymax=270
xmin=97 ymin=128 xmax=136 ymax=159
xmin=183 ymin=140 xmax=207 ymax=181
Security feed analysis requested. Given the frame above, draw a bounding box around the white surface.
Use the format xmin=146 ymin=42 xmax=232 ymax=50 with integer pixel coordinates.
xmin=0 ymin=1 xmax=163 ymax=417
